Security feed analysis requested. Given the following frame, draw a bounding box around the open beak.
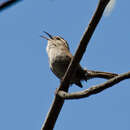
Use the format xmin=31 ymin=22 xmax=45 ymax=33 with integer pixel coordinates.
xmin=40 ymin=31 xmax=53 ymax=40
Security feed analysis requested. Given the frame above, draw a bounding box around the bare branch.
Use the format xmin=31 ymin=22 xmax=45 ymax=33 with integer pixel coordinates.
xmin=0 ymin=0 xmax=20 ymax=11
xmin=41 ymin=0 xmax=110 ymax=130
xmin=87 ymin=70 xmax=118 ymax=79
xmin=58 ymin=72 xmax=130 ymax=99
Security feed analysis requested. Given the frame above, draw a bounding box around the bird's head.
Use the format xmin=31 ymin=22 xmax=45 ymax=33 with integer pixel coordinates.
xmin=41 ymin=31 xmax=70 ymax=50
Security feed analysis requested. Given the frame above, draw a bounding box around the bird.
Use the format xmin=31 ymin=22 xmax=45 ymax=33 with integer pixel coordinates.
xmin=41 ymin=31 xmax=88 ymax=88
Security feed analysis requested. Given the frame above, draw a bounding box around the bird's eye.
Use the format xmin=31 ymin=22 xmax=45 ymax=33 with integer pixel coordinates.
xmin=56 ymin=37 xmax=61 ymax=40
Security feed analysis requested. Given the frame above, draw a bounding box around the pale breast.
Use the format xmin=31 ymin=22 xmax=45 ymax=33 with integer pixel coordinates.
xmin=50 ymin=53 xmax=71 ymax=79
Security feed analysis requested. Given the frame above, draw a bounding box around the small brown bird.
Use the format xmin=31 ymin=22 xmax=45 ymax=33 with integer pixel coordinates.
xmin=41 ymin=31 xmax=88 ymax=88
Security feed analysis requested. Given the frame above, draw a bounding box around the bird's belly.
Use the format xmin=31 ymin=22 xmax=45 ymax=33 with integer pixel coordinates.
xmin=50 ymin=55 xmax=70 ymax=79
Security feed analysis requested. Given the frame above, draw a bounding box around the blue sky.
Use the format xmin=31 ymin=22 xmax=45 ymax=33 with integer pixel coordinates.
xmin=0 ymin=0 xmax=130 ymax=130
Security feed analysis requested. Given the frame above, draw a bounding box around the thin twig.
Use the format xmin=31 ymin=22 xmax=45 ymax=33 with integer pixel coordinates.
xmin=87 ymin=70 xmax=118 ymax=79
xmin=41 ymin=0 xmax=110 ymax=130
xmin=58 ymin=72 xmax=130 ymax=99
xmin=0 ymin=0 xmax=20 ymax=11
